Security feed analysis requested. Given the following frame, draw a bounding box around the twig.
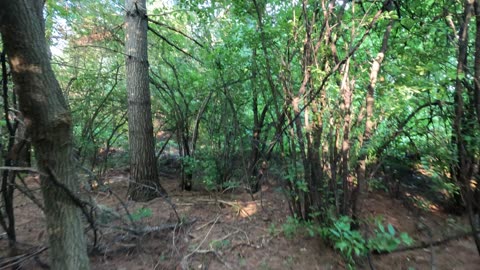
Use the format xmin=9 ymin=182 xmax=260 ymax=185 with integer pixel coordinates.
xmin=147 ymin=18 xmax=204 ymax=48
xmin=103 ymin=185 xmax=137 ymax=228
xmin=188 ymin=249 xmax=232 ymax=269
xmin=172 ymin=223 xmax=180 ymax=256
xmin=181 ymin=215 xmax=220 ymax=269
xmin=224 ymin=224 xmax=251 ymax=245
xmin=98 ymin=218 xmax=196 ymax=237
xmin=126 ymin=179 xmax=181 ymax=223
xmin=209 ymin=229 xmax=241 ymax=249
xmin=15 ymin=174 xmax=44 ymax=211
xmin=0 ymin=246 xmax=48 ymax=270
xmin=0 ymin=166 xmax=43 ymax=174
xmin=147 ymin=26 xmax=203 ymax=64
xmin=193 ymin=217 xmax=222 ymax=232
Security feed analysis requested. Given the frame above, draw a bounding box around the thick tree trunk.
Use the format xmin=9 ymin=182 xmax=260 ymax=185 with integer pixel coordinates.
xmin=0 ymin=0 xmax=90 ymax=269
xmin=125 ymin=0 xmax=165 ymax=201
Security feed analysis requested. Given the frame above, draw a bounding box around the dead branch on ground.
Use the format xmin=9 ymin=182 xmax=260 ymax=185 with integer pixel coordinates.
xmin=0 ymin=246 xmax=47 ymax=270
xmin=376 ymin=230 xmax=473 ymax=255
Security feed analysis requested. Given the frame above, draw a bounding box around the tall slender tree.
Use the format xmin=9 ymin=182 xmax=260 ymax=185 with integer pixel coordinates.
xmin=125 ymin=0 xmax=165 ymax=201
xmin=0 ymin=0 xmax=90 ymax=268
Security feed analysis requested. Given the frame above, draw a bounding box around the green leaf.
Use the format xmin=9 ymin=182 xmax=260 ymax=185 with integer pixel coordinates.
xmin=400 ymin=233 xmax=414 ymax=246
xmin=387 ymin=224 xmax=396 ymax=236
xmin=335 ymin=241 xmax=348 ymax=252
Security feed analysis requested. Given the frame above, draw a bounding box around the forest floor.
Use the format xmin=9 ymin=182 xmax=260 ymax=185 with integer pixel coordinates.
xmin=2 ymin=167 xmax=480 ymax=270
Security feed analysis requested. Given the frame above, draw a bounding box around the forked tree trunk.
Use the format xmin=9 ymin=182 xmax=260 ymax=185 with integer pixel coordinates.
xmin=125 ymin=0 xmax=165 ymax=201
xmin=0 ymin=0 xmax=90 ymax=269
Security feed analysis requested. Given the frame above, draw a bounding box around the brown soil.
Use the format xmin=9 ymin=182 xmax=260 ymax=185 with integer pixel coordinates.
xmin=1 ymin=170 xmax=479 ymax=270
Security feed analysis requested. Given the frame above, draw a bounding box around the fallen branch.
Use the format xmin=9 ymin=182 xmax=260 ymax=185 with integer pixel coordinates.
xmin=186 ymin=249 xmax=232 ymax=269
xmin=0 ymin=166 xmax=43 ymax=174
xmin=181 ymin=215 xmax=220 ymax=269
xmin=98 ymin=218 xmax=197 ymax=237
xmin=375 ymin=230 xmax=472 ymax=255
xmin=0 ymin=246 xmax=48 ymax=270
xmin=126 ymin=179 xmax=181 ymax=223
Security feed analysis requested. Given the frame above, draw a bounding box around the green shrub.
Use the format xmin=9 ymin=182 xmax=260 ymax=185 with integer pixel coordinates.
xmin=368 ymin=218 xmax=413 ymax=253
xmin=282 ymin=215 xmax=302 ymax=238
xmin=322 ymin=216 xmax=367 ymax=264
xmin=322 ymin=216 xmax=413 ymax=268
xmin=278 ymin=215 xmax=414 ymax=269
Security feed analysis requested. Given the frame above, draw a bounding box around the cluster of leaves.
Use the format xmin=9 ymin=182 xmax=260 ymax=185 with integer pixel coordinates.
xmin=279 ymin=215 xmax=413 ymax=268
xmin=324 ymin=216 xmax=413 ymax=268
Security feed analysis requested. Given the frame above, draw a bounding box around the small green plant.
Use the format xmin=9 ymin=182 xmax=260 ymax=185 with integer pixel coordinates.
xmin=130 ymin=207 xmax=152 ymax=222
xmin=157 ymin=253 xmax=167 ymax=262
xmin=239 ymin=257 xmax=247 ymax=267
xmin=268 ymin=222 xmax=280 ymax=236
xmin=282 ymin=215 xmax=302 ymax=238
xmin=323 ymin=216 xmax=367 ymax=265
xmin=283 ymin=256 xmax=295 ymax=269
xmin=259 ymin=259 xmax=271 ymax=270
xmin=279 ymin=214 xmax=321 ymax=238
xmin=368 ymin=218 xmax=414 ymax=253
xmin=210 ymin=239 xmax=231 ymax=250
xmin=320 ymin=216 xmax=413 ymax=269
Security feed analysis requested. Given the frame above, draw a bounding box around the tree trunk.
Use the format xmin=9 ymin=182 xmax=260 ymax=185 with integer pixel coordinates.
xmin=125 ymin=0 xmax=165 ymax=201
xmin=0 ymin=50 xmax=16 ymax=247
xmin=452 ymin=0 xmax=480 ymax=255
xmin=354 ymin=20 xmax=394 ymax=219
xmin=0 ymin=1 xmax=90 ymax=269
xmin=339 ymin=59 xmax=354 ymax=215
xmin=475 ymin=0 xmax=480 ymax=127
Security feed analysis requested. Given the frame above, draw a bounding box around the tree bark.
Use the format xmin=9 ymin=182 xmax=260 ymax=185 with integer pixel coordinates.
xmin=452 ymin=0 xmax=480 ymax=255
xmin=0 ymin=0 xmax=90 ymax=269
xmin=354 ymin=20 xmax=394 ymax=219
xmin=339 ymin=59 xmax=354 ymax=215
xmin=474 ymin=0 xmax=480 ymax=127
xmin=0 ymin=50 xmax=16 ymax=247
xmin=125 ymin=0 xmax=165 ymax=201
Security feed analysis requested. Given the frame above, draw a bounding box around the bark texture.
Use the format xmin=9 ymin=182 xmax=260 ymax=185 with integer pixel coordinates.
xmin=0 ymin=0 xmax=90 ymax=269
xmin=125 ymin=0 xmax=165 ymax=201
xmin=453 ymin=0 xmax=480 ymax=255
xmin=354 ymin=20 xmax=394 ymax=219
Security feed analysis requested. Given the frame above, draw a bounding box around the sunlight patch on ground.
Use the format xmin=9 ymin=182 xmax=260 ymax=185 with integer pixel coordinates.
xmin=239 ymin=201 xmax=258 ymax=218
xmin=215 ymin=199 xmax=259 ymax=218
xmin=404 ymin=192 xmax=439 ymax=212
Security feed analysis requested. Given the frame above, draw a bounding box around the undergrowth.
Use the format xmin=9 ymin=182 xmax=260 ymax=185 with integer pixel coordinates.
xmin=278 ymin=215 xmax=414 ymax=269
